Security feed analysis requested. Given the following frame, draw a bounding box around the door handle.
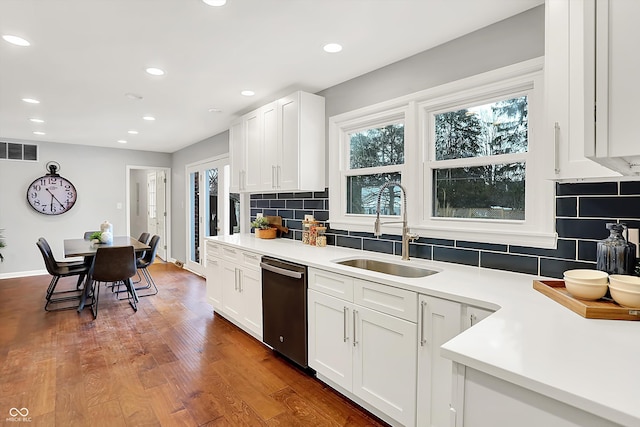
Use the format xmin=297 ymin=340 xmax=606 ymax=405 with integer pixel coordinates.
xmin=234 ymin=268 xmax=238 ymax=291
xmin=353 ymin=309 xmax=358 ymax=347
xmin=238 ymin=270 xmax=243 ymax=293
xmin=277 ymin=165 xmax=281 ymax=188
xmin=420 ymin=300 xmax=427 ymax=346
xmin=271 ymin=165 xmax=276 ymax=189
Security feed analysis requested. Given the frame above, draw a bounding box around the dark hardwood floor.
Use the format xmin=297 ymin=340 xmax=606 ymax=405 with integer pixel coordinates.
xmin=0 ymin=261 xmax=387 ymax=426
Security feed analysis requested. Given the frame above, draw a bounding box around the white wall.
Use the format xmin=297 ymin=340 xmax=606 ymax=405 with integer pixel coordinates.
xmin=0 ymin=139 xmax=170 ymax=276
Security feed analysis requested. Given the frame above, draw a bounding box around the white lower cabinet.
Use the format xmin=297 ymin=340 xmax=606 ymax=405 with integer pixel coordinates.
xmin=205 ymin=241 xmax=262 ymax=339
xmin=308 ymin=268 xmax=417 ymax=427
xmin=416 ymin=295 xmax=462 ymax=427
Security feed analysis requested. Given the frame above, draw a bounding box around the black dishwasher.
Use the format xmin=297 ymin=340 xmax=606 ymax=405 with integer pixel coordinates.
xmin=260 ymin=256 xmax=308 ymax=368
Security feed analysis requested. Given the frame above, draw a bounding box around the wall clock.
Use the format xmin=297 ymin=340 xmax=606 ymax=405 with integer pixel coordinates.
xmin=26 ymin=161 xmax=77 ymax=215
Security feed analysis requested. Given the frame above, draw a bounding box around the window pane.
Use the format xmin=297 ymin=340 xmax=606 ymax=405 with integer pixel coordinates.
xmin=349 ymin=123 xmax=404 ymax=169
xmin=435 ymin=96 xmax=528 ymax=161
xmin=347 ymin=172 xmax=402 ymax=215
xmin=433 ymin=162 xmax=525 ymax=220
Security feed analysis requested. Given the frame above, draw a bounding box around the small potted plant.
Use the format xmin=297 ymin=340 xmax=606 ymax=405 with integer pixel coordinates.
xmin=251 ymin=216 xmax=276 ymax=239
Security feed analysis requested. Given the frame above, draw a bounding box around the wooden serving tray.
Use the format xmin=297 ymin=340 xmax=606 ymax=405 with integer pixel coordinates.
xmin=533 ymin=280 xmax=640 ymax=320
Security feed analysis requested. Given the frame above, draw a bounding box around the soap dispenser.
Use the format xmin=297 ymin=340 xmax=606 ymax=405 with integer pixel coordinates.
xmin=596 ymin=223 xmax=637 ymax=275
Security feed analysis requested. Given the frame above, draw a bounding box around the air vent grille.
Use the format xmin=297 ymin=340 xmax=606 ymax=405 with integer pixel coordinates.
xmin=0 ymin=142 xmax=38 ymax=161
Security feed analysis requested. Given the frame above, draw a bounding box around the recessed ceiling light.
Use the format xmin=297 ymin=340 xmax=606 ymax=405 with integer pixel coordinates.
xmin=33 ymin=131 xmax=46 ymax=135
xmin=125 ymin=92 xmax=143 ymax=100
xmin=202 ymin=0 xmax=227 ymax=6
xmin=143 ymin=116 xmax=156 ymax=121
xmin=128 ymin=130 xmax=139 ymax=135
xmin=2 ymin=35 xmax=30 ymax=46
xmin=29 ymin=118 xmax=45 ymax=123
xmin=22 ymin=98 xmax=40 ymax=104
xmin=208 ymin=108 xmax=222 ymax=113
xmin=145 ymin=67 xmax=165 ymax=76
xmin=241 ymin=90 xmax=255 ymax=97
xmin=117 ymin=140 xmax=127 ymax=144
xmin=323 ymin=43 xmax=343 ymax=53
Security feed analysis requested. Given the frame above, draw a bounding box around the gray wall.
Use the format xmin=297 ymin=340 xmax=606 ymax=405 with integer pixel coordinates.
xmin=0 ymin=140 xmax=170 ymax=275
xmin=319 ymin=6 xmax=544 ymax=117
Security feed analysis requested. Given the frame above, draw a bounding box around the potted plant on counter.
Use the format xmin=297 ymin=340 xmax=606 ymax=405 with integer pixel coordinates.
xmin=251 ymin=216 xmax=277 ymax=239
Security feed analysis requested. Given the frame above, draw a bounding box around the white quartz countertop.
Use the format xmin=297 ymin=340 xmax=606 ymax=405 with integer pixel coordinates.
xmin=206 ymin=234 xmax=640 ymax=426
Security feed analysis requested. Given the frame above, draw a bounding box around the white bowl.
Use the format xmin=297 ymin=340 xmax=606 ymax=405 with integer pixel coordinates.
xmin=563 ymin=269 xmax=609 ymax=284
xmin=564 ymin=278 xmax=608 ymax=300
xmin=609 ymin=275 xmax=640 ymax=292
xmin=608 ymin=285 xmax=640 ymax=308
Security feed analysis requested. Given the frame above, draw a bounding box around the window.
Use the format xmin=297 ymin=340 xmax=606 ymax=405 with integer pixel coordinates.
xmin=329 ymin=58 xmax=555 ymax=247
xmin=347 ymin=122 xmax=404 ymax=215
xmin=431 ymin=96 xmax=528 ymax=221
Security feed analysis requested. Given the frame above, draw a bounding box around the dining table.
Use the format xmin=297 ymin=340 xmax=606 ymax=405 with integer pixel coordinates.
xmin=63 ymin=236 xmax=150 ymax=313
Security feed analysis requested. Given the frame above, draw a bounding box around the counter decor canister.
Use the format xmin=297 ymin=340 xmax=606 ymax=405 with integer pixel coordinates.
xmin=596 ymin=223 xmax=637 ymax=275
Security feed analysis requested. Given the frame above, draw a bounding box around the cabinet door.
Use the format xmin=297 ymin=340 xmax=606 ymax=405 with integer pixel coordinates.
xmin=307 ymin=289 xmax=352 ymax=391
xmin=545 ymin=0 xmax=618 ymax=180
xmin=229 ymin=119 xmax=244 ymax=192
xmin=221 ymin=262 xmax=242 ymax=319
xmin=278 ymin=93 xmax=300 ymax=191
xmin=243 ymin=110 xmax=262 ymax=192
xmin=592 ymin=0 xmax=640 ymax=172
xmin=417 ymin=295 xmax=462 ymax=427
xmin=260 ymin=102 xmax=279 ymax=190
xmin=353 ymin=305 xmax=417 ymax=427
xmin=238 ymin=266 xmax=262 ymax=338
xmin=205 ymin=256 xmax=223 ymax=310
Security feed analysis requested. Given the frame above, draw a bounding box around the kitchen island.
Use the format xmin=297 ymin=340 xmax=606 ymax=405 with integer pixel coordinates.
xmin=205 ymin=234 xmax=640 ymax=427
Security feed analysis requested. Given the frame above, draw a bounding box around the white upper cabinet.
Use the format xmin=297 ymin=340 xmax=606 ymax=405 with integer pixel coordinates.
xmin=229 ymin=119 xmax=244 ymax=192
xmin=230 ymin=91 xmax=325 ymax=193
xmin=588 ymin=0 xmax=640 ymax=175
xmin=545 ymin=0 xmax=619 ymax=180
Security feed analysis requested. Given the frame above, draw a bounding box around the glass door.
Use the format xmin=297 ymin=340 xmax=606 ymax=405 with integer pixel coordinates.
xmin=186 ymin=158 xmax=238 ymax=275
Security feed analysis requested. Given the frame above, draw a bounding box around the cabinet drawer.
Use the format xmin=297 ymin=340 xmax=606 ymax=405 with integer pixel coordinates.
xmin=221 ymin=245 xmax=240 ymax=263
xmin=206 ymin=240 xmax=221 ymax=257
xmin=309 ymin=268 xmax=354 ymax=302
xmin=354 ymin=279 xmax=417 ymax=322
xmin=240 ymin=250 xmax=261 ymax=269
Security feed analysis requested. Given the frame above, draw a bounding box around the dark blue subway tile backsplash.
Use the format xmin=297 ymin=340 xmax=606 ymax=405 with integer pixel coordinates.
xmin=250 ymin=181 xmax=640 ymax=279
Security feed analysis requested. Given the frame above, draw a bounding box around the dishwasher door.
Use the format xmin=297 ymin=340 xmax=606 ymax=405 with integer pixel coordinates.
xmin=261 ymin=256 xmax=308 ymax=368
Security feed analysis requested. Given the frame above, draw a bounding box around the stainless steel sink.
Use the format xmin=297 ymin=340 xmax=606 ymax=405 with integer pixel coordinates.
xmin=334 ymin=258 xmax=439 ymax=278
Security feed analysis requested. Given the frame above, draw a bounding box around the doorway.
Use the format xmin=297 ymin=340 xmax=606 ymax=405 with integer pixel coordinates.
xmin=126 ymin=166 xmax=171 ymax=262
xmin=185 ymin=157 xmax=240 ymax=275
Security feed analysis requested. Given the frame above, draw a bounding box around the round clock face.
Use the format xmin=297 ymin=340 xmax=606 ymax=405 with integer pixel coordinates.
xmin=27 ymin=174 xmax=77 ymax=215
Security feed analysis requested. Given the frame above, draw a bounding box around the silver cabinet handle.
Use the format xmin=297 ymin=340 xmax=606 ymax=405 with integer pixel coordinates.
xmin=343 ymin=307 xmax=349 ymax=342
xmin=470 ymin=313 xmax=477 ymax=327
xmin=277 ymin=165 xmax=281 ymax=188
xmin=238 ymin=270 xmax=243 ymax=293
xmin=234 ymin=268 xmax=238 ymax=291
xmin=272 ymin=165 xmax=276 ymax=189
xmin=554 ymin=122 xmax=560 ymax=175
xmin=420 ymin=300 xmax=427 ymax=346
xmin=353 ymin=309 xmax=358 ymax=347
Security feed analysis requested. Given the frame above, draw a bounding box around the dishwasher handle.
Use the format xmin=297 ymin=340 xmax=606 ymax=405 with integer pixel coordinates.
xmin=260 ymin=262 xmax=303 ymax=279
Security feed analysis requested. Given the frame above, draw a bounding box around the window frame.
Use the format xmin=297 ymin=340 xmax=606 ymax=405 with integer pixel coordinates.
xmin=328 ymin=58 xmax=556 ymax=248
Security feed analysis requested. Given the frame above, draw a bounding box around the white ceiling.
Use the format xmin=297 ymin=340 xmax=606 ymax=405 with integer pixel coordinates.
xmin=0 ymin=0 xmax=543 ymax=153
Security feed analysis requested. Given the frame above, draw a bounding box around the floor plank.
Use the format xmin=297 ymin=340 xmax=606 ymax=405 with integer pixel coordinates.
xmin=0 ymin=261 xmax=387 ymax=426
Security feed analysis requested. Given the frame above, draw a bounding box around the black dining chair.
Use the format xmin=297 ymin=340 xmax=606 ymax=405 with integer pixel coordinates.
xmin=90 ymin=245 xmax=138 ymax=318
xmin=133 ymin=234 xmax=161 ymax=297
xmin=36 ymin=238 xmax=90 ymax=311
xmin=133 ymin=232 xmax=151 ymax=274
